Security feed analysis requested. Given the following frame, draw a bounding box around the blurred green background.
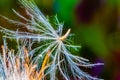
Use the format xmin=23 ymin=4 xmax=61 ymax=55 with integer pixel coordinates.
xmin=0 ymin=0 xmax=120 ymax=80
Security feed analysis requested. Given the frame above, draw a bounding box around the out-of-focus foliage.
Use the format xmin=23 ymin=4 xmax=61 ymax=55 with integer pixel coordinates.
xmin=77 ymin=26 xmax=108 ymax=57
xmin=53 ymin=0 xmax=79 ymax=24
xmin=0 ymin=0 xmax=12 ymax=8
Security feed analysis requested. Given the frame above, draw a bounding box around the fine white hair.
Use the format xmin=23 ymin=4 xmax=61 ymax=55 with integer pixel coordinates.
xmin=0 ymin=0 xmax=104 ymax=80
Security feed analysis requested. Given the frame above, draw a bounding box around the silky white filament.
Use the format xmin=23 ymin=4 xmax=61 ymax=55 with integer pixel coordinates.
xmin=0 ymin=0 xmax=104 ymax=80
